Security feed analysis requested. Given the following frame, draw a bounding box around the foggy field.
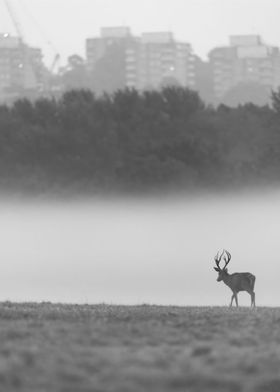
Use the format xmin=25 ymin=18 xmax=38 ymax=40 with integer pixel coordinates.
xmin=0 ymin=303 xmax=279 ymax=391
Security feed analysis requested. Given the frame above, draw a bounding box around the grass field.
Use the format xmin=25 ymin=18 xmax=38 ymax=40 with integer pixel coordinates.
xmin=0 ymin=303 xmax=279 ymax=391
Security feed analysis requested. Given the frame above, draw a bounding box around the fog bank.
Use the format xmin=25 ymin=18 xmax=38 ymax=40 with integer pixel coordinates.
xmin=0 ymin=190 xmax=278 ymax=306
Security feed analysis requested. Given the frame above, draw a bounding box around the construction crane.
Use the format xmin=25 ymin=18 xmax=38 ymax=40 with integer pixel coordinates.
xmin=50 ymin=53 xmax=60 ymax=73
xmin=3 ymin=0 xmax=24 ymax=40
xmin=3 ymin=0 xmax=60 ymax=93
xmin=2 ymin=0 xmax=39 ymax=95
xmin=17 ymin=0 xmax=60 ymax=73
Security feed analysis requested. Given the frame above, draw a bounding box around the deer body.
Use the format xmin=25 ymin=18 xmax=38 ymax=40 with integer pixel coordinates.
xmin=214 ymin=250 xmax=256 ymax=307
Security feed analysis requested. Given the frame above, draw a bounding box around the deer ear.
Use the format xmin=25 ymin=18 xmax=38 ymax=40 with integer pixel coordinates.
xmin=214 ymin=267 xmax=220 ymax=272
xmin=224 ymin=268 xmax=228 ymax=273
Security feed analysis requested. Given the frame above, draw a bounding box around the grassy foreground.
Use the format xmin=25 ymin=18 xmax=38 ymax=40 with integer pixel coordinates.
xmin=0 ymin=303 xmax=279 ymax=391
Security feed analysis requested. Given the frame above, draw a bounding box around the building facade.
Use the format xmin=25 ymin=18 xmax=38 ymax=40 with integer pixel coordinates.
xmin=125 ymin=32 xmax=195 ymax=90
xmin=209 ymin=35 xmax=280 ymax=101
xmin=86 ymin=26 xmax=133 ymax=71
xmin=0 ymin=33 xmax=44 ymax=101
xmin=86 ymin=28 xmax=195 ymax=92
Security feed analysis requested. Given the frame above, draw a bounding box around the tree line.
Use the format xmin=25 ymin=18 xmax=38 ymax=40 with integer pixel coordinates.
xmin=0 ymin=86 xmax=280 ymax=195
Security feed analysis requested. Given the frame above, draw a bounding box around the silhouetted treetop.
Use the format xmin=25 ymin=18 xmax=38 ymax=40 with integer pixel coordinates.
xmin=0 ymin=87 xmax=278 ymax=195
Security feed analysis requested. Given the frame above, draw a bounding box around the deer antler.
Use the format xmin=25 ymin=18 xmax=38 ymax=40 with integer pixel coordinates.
xmin=223 ymin=249 xmax=231 ymax=270
xmin=214 ymin=250 xmax=224 ymax=270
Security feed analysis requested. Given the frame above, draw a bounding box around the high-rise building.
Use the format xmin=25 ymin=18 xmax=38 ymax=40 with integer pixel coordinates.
xmin=86 ymin=28 xmax=195 ymax=93
xmin=125 ymin=32 xmax=195 ymax=90
xmin=209 ymin=35 xmax=280 ymax=101
xmin=86 ymin=27 xmax=133 ymax=71
xmin=0 ymin=33 xmax=44 ymax=101
xmin=86 ymin=27 xmax=135 ymax=93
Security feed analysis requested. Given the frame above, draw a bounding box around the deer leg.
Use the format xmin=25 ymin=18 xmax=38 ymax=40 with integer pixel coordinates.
xmin=251 ymin=292 xmax=256 ymax=308
xmin=234 ymin=293 xmax=239 ymax=307
xmin=247 ymin=290 xmax=256 ymax=307
xmin=230 ymin=293 xmax=235 ymax=307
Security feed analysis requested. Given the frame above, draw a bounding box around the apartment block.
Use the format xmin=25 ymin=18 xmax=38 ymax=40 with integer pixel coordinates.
xmin=209 ymin=35 xmax=280 ymax=100
xmin=0 ymin=33 xmax=44 ymax=101
xmin=86 ymin=26 xmax=133 ymax=71
xmin=86 ymin=28 xmax=195 ymax=92
xmin=125 ymin=32 xmax=195 ymax=90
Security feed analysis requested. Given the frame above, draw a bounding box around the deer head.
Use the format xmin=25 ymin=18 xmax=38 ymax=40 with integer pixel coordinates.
xmin=214 ymin=249 xmax=231 ymax=281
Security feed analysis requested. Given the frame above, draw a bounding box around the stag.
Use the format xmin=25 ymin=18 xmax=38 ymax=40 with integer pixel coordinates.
xmin=213 ymin=250 xmax=256 ymax=307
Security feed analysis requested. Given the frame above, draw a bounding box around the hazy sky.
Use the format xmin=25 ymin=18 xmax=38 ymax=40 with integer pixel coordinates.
xmin=0 ymin=0 xmax=280 ymax=66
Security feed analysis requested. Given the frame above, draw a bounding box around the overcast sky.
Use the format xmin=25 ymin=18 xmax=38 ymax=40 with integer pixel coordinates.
xmin=0 ymin=0 xmax=279 ymax=66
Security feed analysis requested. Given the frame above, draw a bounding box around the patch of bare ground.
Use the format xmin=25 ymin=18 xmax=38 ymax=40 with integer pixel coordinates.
xmin=0 ymin=303 xmax=278 ymax=391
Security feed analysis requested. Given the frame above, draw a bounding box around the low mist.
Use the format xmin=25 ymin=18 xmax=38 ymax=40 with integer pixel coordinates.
xmin=0 ymin=190 xmax=278 ymax=306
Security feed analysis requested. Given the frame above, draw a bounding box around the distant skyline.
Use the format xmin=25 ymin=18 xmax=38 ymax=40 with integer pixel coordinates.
xmin=0 ymin=0 xmax=279 ymax=67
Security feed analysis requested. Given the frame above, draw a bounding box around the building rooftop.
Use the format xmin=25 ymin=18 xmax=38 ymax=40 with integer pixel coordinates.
xmin=0 ymin=33 xmax=21 ymax=48
xmin=229 ymin=35 xmax=262 ymax=47
xmin=141 ymin=32 xmax=174 ymax=44
xmin=100 ymin=26 xmax=131 ymax=38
